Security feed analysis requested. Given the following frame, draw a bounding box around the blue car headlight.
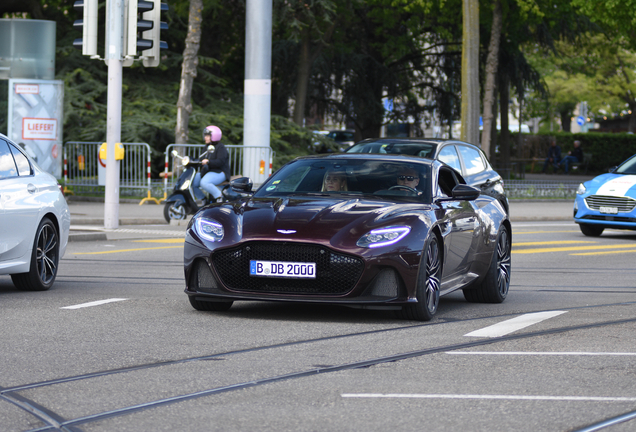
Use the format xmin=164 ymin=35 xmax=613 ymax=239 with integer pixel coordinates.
xmin=195 ymin=218 xmax=224 ymax=242
xmin=576 ymin=183 xmax=586 ymax=195
xmin=357 ymin=226 xmax=410 ymax=248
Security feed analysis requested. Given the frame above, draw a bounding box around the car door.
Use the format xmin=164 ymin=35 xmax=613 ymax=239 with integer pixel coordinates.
xmin=435 ymin=166 xmax=479 ymax=287
xmin=455 ymin=144 xmax=508 ymax=212
xmin=0 ymin=140 xmax=38 ymax=263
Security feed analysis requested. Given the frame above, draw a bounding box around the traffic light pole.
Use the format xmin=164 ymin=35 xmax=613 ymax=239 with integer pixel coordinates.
xmin=104 ymin=0 xmax=125 ymax=229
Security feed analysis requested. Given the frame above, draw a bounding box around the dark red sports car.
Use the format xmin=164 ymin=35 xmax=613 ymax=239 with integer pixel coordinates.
xmin=183 ymin=154 xmax=511 ymax=321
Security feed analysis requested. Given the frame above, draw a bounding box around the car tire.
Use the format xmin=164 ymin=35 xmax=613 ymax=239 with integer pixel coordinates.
xmin=579 ymin=223 xmax=604 ymax=237
xmin=11 ymin=217 xmax=59 ymax=291
xmin=188 ymin=296 xmax=233 ymax=312
xmin=164 ymin=202 xmax=187 ymax=223
xmin=396 ymin=234 xmax=442 ymax=321
xmin=463 ymin=225 xmax=511 ymax=303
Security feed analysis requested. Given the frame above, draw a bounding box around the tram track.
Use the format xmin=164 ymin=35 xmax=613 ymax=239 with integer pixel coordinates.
xmin=3 ymin=309 xmax=636 ymax=432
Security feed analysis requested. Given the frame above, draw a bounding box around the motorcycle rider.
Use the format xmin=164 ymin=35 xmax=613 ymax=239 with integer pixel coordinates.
xmin=194 ymin=125 xmax=231 ymax=203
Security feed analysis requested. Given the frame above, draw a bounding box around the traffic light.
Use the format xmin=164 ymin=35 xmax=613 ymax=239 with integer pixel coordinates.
xmin=141 ymin=0 xmax=169 ymax=67
xmin=73 ymin=0 xmax=98 ymax=57
xmin=125 ymin=0 xmax=168 ymax=67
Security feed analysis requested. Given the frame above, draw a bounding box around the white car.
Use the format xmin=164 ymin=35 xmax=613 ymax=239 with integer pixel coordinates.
xmin=0 ymin=134 xmax=70 ymax=291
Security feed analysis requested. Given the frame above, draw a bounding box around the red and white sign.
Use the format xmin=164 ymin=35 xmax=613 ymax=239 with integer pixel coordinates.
xmin=15 ymin=84 xmax=39 ymax=94
xmin=22 ymin=118 xmax=57 ymax=140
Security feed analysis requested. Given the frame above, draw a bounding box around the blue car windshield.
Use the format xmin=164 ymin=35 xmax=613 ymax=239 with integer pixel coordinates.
xmin=616 ymin=155 xmax=636 ymax=174
xmin=255 ymin=158 xmax=432 ymax=202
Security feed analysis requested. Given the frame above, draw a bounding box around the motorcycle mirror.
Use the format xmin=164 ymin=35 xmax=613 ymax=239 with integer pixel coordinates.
xmin=207 ymin=145 xmax=215 ymax=151
xmin=171 ymin=150 xmax=179 ymax=157
xmin=181 ymin=156 xmax=190 ymax=166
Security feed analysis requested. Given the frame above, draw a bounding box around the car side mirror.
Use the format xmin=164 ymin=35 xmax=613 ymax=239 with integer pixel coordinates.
xmin=437 ymin=184 xmax=480 ymax=202
xmin=231 ymin=177 xmax=253 ymax=193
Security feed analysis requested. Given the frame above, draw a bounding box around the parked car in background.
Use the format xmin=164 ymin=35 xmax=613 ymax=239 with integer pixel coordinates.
xmin=574 ymin=153 xmax=636 ymax=236
xmin=313 ymin=130 xmax=356 ymax=153
xmin=0 ymin=134 xmax=70 ymax=291
xmin=183 ymin=154 xmax=511 ymax=321
xmin=346 ymin=138 xmax=508 ymax=213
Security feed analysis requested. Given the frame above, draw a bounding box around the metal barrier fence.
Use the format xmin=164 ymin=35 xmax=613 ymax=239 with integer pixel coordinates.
xmin=505 ymin=180 xmax=581 ymax=199
xmin=63 ymin=141 xmax=159 ymax=204
xmin=162 ymin=144 xmax=274 ymax=199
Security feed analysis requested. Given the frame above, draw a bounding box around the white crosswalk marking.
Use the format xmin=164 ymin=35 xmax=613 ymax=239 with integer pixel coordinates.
xmin=464 ymin=311 xmax=567 ymax=338
xmin=61 ymin=298 xmax=128 ymax=310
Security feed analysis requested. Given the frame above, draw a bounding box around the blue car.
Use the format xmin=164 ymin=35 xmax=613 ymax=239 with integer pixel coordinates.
xmin=574 ymin=154 xmax=636 ymax=236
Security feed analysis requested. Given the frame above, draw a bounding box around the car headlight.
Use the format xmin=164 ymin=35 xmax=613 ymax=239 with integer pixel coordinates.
xmin=357 ymin=226 xmax=410 ymax=248
xmin=195 ymin=218 xmax=224 ymax=242
xmin=576 ymin=183 xmax=586 ymax=195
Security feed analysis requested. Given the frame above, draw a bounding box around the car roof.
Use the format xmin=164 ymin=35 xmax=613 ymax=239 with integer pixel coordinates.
xmin=294 ymin=152 xmax=446 ymax=168
xmin=354 ymin=137 xmax=478 ymax=147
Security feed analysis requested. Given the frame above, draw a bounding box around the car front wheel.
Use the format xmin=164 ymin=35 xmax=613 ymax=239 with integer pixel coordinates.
xmin=579 ymin=223 xmax=604 ymax=237
xmin=396 ymin=234 xmax=442 ymax=321
xmin=11 ymin=217 xmax=59 ymax=291
xmin=463 ymin=225 xmax=511 ymax=303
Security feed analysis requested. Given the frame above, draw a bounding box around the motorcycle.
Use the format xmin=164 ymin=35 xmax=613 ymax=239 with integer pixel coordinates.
xmin=163 ymin=148 xmax=241 ymax=223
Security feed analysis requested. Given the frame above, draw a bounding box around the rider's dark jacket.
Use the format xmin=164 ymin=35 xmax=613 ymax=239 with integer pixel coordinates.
xmin=200 ymin=142 xmax=230 ymax=181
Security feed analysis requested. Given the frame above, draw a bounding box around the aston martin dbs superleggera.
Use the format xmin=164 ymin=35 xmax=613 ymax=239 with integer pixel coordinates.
xmin=183 ymin=154 xmax=511 ymax=321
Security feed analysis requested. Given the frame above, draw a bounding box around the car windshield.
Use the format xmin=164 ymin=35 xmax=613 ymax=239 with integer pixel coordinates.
xmin=255 ymin=158 xmax=432 ymax=202
xmin=615 ymin=155 xmax=636 ymax=174
xmin=347 ymin=141 xmax=437 ymax=158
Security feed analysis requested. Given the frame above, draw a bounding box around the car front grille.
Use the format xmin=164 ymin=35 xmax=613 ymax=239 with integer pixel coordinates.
xmin=585 ymin=195 xmax=636 ymax=212
xmin=211 ymin=242 xmax=364 ymax=295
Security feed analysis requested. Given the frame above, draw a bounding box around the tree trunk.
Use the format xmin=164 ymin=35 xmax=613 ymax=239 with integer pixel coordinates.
xmin=499 ymin=73 xmax=510 ymax=169
xmin=629 ymin=101 xmax=636 ymax=133
xmin=460 ymin=0 xmax=480 ymax=145
xmin=292 ymin=24 xmax=335 ymax=127
xmin=560 ymin=110 xmax=571 ymax=132
xmin=175 ymin=0 xmax=203 ymax=144
xmin=293 ymin=30 xmax=312 ymax=126
xmin=480 ymin=0 xmax=502 ymax=160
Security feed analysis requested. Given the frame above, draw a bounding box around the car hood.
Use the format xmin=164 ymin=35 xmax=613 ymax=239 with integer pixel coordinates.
xmin=239 ymin=196 xmax=429 ymax=242
xmin=585 ymin=173 xmax=636 ymax=196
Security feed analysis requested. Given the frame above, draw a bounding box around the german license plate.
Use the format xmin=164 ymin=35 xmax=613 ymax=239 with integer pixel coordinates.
xmin=599 ymin=206 xmax=618 ymax=214
xmin=250 ymin=260 xmax=316 ymax=279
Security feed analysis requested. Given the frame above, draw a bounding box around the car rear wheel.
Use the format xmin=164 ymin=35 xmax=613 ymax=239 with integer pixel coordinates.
xmin=188 ymin=296 xmax=233 ymax=312
xmin=396 ymin=234 xmax=441 ymax=321
xmin=463 ymin=225 xmax=511 ymax=303
xmin=164 ymin=202 xmax=187 ymax=223
xmin=11 ymin=217 xmax=59 ymax=291
xmin=579 ymin=223 xmax=604 ymax=237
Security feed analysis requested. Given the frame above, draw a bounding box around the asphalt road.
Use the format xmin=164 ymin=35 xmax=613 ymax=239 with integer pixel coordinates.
xmin=1 ymin=220 xmax=636 ymax=432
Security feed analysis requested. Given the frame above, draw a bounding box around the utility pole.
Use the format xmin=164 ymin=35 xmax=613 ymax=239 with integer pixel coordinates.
xmin=460 ymin=0 xmax=479 ymax=146
xmin=243 ymin=0 xmax=272 ymax=185
xmin=104 ymin=0 xmax=125 ymax=229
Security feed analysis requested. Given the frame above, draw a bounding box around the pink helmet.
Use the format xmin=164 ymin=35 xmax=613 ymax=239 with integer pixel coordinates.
xmin=203 ymin=125 xmax=222 ymax=142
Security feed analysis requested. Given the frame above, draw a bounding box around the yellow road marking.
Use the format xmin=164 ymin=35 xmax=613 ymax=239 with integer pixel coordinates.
xmin=572 ymin=249 xmax=636 ymax=256
xmin=133 ymin=239 xmax=185 ymax=244
xmin=74 ymin=245 xmax=183 ymax=255
xmin=513 ymin=244 xmax=636 ymax=254
xmin=513 ymin=230 xmax=580 ymax=234
xmin=513 ymin=241 xmax=595 ymax=246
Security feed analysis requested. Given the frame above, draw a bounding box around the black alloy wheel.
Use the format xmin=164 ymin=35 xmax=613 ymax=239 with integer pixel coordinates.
xmin=397 ymin=234 xmax=442 ymax=321
xmin=12 ymin=217 xmax=59 ymax=291
xmin=463 ymin=225 xmax=511 ymax=303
